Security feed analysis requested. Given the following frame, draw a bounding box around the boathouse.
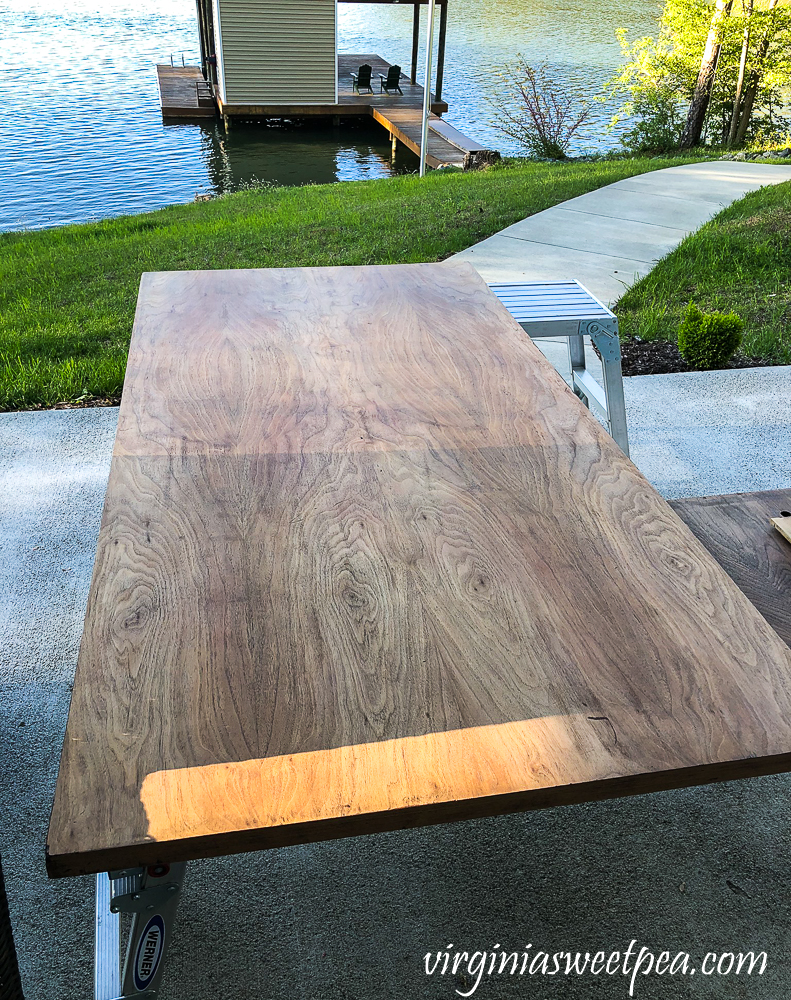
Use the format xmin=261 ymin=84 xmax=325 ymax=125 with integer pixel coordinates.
xmin=194 ymin=0 xmax=449 ymax=116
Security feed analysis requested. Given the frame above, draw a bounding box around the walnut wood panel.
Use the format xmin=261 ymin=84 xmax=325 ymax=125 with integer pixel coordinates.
xmin=670 ymin=489 xmax=791 ymax=649
xmin=47 ymin=263 xmax=791 ymax=877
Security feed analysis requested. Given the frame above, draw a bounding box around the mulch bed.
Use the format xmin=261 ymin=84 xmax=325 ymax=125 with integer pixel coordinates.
xmin=619 ymin=338 xmax=776 ymax=376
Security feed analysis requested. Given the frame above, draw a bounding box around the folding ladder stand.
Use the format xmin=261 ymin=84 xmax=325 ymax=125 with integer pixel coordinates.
xmin=94 ymin=865 xmax=186 ymax=999
xmin=489 ymin=280 xmax=629 ymax=456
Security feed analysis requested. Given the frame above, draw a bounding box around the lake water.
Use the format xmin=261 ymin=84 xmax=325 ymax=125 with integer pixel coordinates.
xmin=2 ymin=0 xmax=661 ymax=231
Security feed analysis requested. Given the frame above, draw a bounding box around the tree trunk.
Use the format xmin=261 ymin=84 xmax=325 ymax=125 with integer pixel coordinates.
xmin=734 ymin=0 xmax=779 ymax=145
xmin=680 ymin=0 xmax=734 ymax=149
xmin=727 ymin=0 xmax=753 ymax=147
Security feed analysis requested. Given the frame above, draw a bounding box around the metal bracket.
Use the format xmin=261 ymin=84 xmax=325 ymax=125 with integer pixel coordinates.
xmin=580 ymin=319 xmax=620 ymax=362
xmin=109 ymin=868 xmax=181 ymax=914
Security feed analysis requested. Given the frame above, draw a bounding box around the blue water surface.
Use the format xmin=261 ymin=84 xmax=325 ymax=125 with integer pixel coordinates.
xmin=2 ymin=0 xmax=660 ymax=230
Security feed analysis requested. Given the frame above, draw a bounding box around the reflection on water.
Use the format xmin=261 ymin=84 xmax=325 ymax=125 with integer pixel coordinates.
xmin=3 ymin=0 xmax=660 ymax=231
xmin=199 ymin=118 xmax=416 ymax=193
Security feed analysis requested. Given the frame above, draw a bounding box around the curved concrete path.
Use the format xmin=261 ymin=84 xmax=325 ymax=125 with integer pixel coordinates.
xmin=453 ymin=160 xmax=791 ymax=305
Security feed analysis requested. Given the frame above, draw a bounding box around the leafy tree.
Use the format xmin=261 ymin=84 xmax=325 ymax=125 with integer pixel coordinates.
xmin=730 ymin=0 xmax=787 ymax=144
xmin=611 ymin=0 xmax=791 ymax=150
xmin=680 ymin=0 xmax=734 ymax=148
xmin=609 ymin=28 xmax=691 ymax=151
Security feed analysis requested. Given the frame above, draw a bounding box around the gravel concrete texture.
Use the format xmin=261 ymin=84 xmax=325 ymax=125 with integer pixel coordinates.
xmin=453 ymin=161 xmax=791 ymax=304
xmin=2 ymin=381 xmax=791 ymax=1000
xmin=625 ymin=366 xmax=791 ymax=498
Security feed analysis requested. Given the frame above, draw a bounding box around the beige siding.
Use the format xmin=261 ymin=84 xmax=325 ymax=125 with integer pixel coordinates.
xmin=217 ymin=0 xmax=336 ymax=106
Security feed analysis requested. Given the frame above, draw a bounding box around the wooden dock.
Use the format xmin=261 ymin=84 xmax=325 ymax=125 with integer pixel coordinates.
xmin=157 ymin=65 xmax=216 ymax=118
xmin=340 ymin=55 xmax=488 ymax=168
xmin=158 ymin=55 xmax=492 ymax=169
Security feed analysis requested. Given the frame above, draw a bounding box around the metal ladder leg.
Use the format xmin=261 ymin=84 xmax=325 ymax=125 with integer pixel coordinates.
xmin=599 ymin=349 xmax=630 ymax=457
xmin=568 ymin=332 xmax=586 ymax=400
xmin=581 ymin=320 xmax=630 ymax=457
xmin=95 ymin=873 xmax=121 ymax=1000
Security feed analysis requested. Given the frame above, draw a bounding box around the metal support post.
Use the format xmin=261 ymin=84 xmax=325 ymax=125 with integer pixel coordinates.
xmin=95 ymin=872 xmax=121 ymax=999
xmin=568 ymin=331 xmax=586 ymax=371
xmin=195 ymin=0 xmax=207 ymax=78
xmin=436 ymin=2 xmax=448 ymax=103
xmin=419 ymin=0 xmax=437 ymax=177
xmin=95 ymin=863 xmax=186 ymax=1000
xmin=582 ymin=320 xmax=630 ymax=457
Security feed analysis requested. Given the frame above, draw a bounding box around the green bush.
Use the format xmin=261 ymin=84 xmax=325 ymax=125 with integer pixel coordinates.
xmin=618 ymin=87 xmax=686 ymax=153
xmin=677 ymin=302 xmax=744 ymax=370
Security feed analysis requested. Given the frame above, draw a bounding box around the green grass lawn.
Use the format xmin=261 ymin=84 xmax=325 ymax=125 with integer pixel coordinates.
xmin=0 ymin=156 xmax=706 ymax=410
xmin=616 ymin=179 xmax=791 ymax=364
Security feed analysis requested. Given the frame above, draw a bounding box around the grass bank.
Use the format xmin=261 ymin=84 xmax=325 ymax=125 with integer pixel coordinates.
xmin=616 ymin=179 xmax=791 ymax=365
xmin=0 ymin=156 xmax=702 ymax=410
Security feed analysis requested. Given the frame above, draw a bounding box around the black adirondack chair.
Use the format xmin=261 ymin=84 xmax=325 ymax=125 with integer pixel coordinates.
xmin=379 ymin=64 xmax=403 ymax=94
xmin=351 ymin=64 xmax=373 ymax=93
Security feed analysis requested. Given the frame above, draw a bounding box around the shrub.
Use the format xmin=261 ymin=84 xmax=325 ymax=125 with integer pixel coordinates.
xmin=677 ymin=302 xmax=744 ymax=369
xmin=490 ymin=58 xmax=592 ymax=160
xmin=618 ymin=87 xmax=686 ymax=153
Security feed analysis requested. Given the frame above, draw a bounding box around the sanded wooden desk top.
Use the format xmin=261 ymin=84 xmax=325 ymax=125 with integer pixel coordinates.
xmin=47 ymin=263 xmax=791 ymax=878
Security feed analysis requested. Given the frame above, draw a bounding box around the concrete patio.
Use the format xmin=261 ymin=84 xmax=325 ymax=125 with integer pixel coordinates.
xmin=2 ymin=363 xmax=790 ymax=997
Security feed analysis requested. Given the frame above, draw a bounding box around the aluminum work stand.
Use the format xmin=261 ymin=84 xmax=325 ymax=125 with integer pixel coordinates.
xmin=489 ymin=280 xmax=629 ymax=456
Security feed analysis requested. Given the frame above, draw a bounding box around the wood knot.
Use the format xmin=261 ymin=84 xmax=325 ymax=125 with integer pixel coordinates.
xmin=342 ymin=588 xmax=368 ymax=609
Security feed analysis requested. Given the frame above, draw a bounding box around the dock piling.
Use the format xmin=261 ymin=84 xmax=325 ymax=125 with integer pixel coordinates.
xmin=411 ymin=4 xmax=420 ymax=85
xmin=436 ymin=2 xmax=447 ymax=101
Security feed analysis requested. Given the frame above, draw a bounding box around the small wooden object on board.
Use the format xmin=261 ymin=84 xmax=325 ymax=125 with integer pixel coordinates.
xmin=771 ymin=511 xmax=791 ymax=545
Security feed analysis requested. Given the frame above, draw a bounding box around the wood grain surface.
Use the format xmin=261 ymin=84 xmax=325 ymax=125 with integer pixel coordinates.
xmin=671 ymin=489 xmax=791 ymax=649
xmin=47 ymin=263 xmax=791 ymax=877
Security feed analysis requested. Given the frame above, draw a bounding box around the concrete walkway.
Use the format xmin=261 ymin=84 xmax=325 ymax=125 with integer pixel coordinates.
xmin=453 ymin=160 xmax=791 ymax=304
